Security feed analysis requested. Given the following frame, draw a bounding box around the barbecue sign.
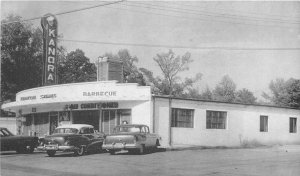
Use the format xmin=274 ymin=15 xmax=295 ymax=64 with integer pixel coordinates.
xmin=41 ymin=14 xmax=58 ymax=85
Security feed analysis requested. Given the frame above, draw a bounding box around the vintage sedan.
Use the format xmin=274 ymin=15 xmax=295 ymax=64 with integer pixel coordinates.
xmin=102 ymin=124 xmax=160 ymax=155
xmin=41 ymin=124 xmax=104 ymax=157
xmin=0 ymin=127 xmax=39 ymax=153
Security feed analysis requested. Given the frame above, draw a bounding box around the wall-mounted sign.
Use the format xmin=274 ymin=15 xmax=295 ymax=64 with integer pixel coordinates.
xmin=20 ymin=94 xmax=57 ymax=101
xmin=20 ymin=96 xmax=37 ymax=101
xmin=64 ymin=102 xmax=118 ymax=110
xmin=83 ymin=91 xmax=117 ymax=97
xmin=40 ymin=94 xmax=57 ymax=99
xmin=41 ymin=13 xmax=58 ymax=86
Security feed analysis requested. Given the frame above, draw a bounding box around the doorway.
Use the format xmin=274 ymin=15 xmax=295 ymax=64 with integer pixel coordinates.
xmin=101 ymin=109 xmax=131 ymax=134
xmin=73 ymin=110 xmax=100 ymax=131
xmin=49 ymin=112 xmax=58 ymax=134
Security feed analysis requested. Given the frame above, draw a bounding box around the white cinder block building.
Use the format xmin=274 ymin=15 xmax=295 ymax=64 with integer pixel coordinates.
xmin=153 ymin=96 xmax=300 ymax=147
xmin=2 ymin=81 xmax=300 ymax=147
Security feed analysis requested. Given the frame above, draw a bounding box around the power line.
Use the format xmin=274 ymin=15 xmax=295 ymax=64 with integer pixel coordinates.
xmin=60 ymin=38 xmax=300 ymax=51
xmin=1 ymin=0 xmax=124 ymax=25
xmin=122 ymin=2 xmax=300 ymax=26
xmin=155 ymin=1 xmax=300 ymax=21
xmin=128 ymin=1 xmax=300 ymax=24
xmin=104 ymin=3 xmax=298 ymax=29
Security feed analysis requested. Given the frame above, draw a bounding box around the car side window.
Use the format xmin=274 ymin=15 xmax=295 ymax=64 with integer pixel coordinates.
xmin=144 ymin=126 xmax=149 ymax=133
xmin=141 ymin=126 xmax=149 ymax=133
xmin=1 ymin=129 xmax=10 ymax=136
xmin=80 ymin=128 xmax=90 ymax=134
xmin=0 ymin=130 xmax=4 ymax=137
xmin=89 ymin=128 xmax=94 ymax=134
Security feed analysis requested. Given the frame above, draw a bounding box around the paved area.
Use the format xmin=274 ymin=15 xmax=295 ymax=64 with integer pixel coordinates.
xmin=1 ymin=145 xmax=300 ymax=176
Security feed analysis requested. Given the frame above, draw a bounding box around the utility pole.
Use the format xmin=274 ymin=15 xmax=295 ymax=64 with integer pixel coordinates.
xmin=168 ymin=83 xmax=173 ymax=147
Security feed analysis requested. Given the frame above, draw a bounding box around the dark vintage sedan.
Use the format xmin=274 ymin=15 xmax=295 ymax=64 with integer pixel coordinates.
xmin=40 ymin=124 xmax=104 ymax=157
xmin=0 ymin=127 xmax=39 ymax=153
xmin=102 ymin=124 xmax=161 ymax=155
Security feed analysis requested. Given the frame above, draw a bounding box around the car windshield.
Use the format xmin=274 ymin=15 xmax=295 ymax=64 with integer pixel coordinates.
xmin=114 ymin=126 xmax=141 ymax=133
xmin=0 ymin=128 xmax=14 ymax=137
xmin=53 ymin=128 xmax=79 ymax=134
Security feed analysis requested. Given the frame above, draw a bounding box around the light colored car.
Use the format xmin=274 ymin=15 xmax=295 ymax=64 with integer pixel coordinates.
xmin=40 ymin=124 xmax=104 ymax=157
xmin=102 ymin=124 xmax=160 ymax=155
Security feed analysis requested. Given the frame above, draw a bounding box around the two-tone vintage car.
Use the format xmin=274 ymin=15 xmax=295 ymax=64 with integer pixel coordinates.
xmin=40 ymin=124 xmax=104 ymax=157
xmin=102 ymin=124 xmax=161 ymax=155
xmin=0 ymin=127 xmax=39 ymax=153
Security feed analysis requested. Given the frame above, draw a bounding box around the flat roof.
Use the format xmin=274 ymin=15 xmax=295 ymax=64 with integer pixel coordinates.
xmin=153 ymin=95 xmax=300 ymax=110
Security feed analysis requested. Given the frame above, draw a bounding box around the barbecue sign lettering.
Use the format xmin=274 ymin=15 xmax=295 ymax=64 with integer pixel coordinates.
xmin=41 ymin=14 xmax=58 ymax=85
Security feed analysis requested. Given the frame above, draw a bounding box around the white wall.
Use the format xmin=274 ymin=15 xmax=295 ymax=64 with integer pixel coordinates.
xmin=0 ymin=117 xmax=17 ymax=134
xmin=131 ymin=101 xmax=152 ymax=130
xmin=154 ymin=97 xmax=300 ymax=147
xmin=154 ymin=98 xmax=170 ymax=147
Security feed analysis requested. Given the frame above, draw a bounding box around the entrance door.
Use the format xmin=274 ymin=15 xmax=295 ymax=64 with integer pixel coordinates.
xmin=49 ymin=112 xmax=58 ymax=134
xmin=102 ymin=109 xmax=131 ymax=134
xmin=102 ymin=110 xmax=117 ymax=134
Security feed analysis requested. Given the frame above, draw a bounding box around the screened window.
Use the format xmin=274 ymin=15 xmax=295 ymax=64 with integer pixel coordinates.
xmin=290 ymin=117 xmax=297 ymax=133
xmin=206 ymin=111 xmax=227 ymax=129
xmin=171 ymin=108 xmax=194 ymax=128
xmin=260 ymin=115 xmax=268 ymax=132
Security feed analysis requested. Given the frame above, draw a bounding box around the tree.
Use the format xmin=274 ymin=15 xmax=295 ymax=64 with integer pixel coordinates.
xmin=101 ymin=49 xmax=146 ymax=85
xmin=152 ymin=49 xmax=193 ymax=96
xmin=212 ymin=75 xmax=236 ymax=102
xmin=263 ymin=78 xmax=300 ymax=108
xmin=1 ymin=15 xmax=43 ymax=101
xmin=174 ymin=73 xmax=202 ymax=98
xmin=234 ymin=88 xmax=257 ymax=104
xmin=199 ymin=86 xmax=213 ymax=100
xmin=58 ymin=49 xmax=96 ymax=83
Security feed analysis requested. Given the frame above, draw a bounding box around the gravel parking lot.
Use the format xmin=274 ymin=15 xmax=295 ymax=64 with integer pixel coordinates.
xmin=1 ymin=145 xmax=300 ymax=176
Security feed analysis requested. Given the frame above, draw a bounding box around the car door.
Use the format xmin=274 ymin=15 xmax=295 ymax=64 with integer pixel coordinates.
xmin=83 ymin=128 xmax=103 ymax=147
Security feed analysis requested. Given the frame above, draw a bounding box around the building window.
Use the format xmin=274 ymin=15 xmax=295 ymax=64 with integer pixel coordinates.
xmin=290 ymin=117 xmax=297 ymax=133
xmin=260 ymin=115 xmax=268 ymax=132
xmin=171 ymin=108 xmax=194 ymax=128
xmin=206 ymin=111 xmax=227 ymax=129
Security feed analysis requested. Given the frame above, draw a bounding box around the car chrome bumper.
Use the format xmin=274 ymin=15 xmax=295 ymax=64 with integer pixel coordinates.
xmin=37 ymin=145 xmax=78 ymax=151
xmin=102 ymin=143 xmax=139 ymax=150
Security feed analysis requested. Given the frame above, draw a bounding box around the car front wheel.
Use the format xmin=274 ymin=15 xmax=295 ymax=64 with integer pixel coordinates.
xmin=47 ymin=150 xmax=56 ymax=157
xmin=26 ymin=145 xmax=35 ymax=153
xmin=109 ymin=150 xmax=115 ymax=155
xmin=74 ymin=146 xmax=85 ymax=156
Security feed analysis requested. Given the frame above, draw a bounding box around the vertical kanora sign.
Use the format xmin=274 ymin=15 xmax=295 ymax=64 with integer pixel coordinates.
xmin=41 ymin=14 xmax=58 ymax=85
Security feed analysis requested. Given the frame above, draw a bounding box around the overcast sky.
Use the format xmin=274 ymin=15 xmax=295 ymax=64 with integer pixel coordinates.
xmin=1 ymin=1 xmax=300 ymax=100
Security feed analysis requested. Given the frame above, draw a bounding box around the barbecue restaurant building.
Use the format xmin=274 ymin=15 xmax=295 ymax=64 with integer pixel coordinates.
xmin=3 ymin=13 xmax=299 ymax=147
xmin=2 ymin=80 xmax=300 ymax=147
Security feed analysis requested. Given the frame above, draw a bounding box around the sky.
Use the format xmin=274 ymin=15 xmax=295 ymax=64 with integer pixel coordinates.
xmin=1 ymin=0 xmax=300 ymax=100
